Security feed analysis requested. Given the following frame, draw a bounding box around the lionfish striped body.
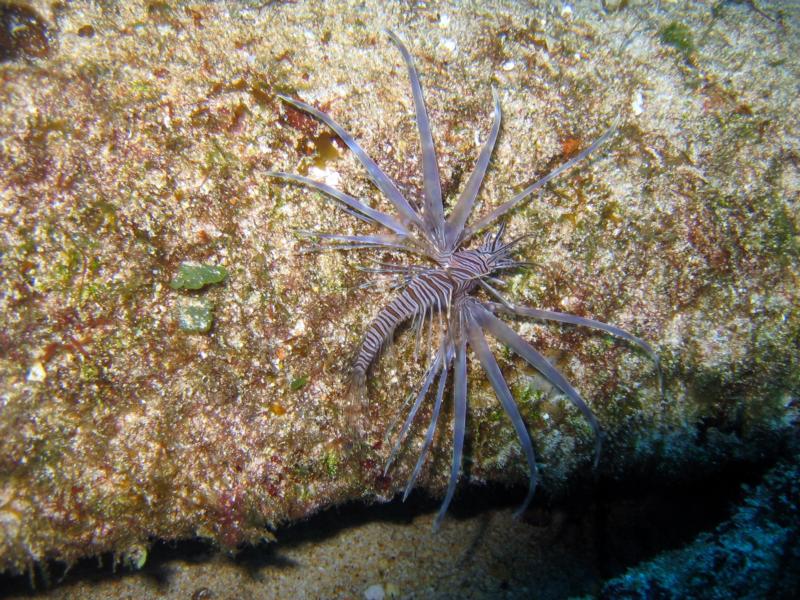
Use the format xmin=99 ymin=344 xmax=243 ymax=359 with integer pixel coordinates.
xmin=353 ymin=246 xmax=498 ymax=382
xmin=269 ymin=31 xmax=661 ymax=529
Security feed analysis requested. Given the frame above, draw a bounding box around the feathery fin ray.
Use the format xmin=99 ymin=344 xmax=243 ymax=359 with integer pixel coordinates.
xmin=268 ymin=33 xmax=660 ymax=531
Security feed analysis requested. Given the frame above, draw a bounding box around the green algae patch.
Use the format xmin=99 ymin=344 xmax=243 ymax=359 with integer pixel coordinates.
xmin=170 ymin=262 xmax=228 ymax=290
xmin=123 ymin=545 xmax=148 ymax=570
xmin=659 ymin=21 xmax=694 ymax=55
xmin=290 ymin=374 xmax=309 ymax=391
xmin=177 ymin=298 xmax=214 ymax=333
xmin=323 ymin=450 xmax=339 ymax=478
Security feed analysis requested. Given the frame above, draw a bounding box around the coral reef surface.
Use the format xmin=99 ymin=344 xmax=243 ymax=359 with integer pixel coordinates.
xmin=0 ymin=0 xmax=798 ymax=579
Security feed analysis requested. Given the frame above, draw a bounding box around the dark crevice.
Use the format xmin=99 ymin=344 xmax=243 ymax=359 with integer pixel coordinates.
xmin=0 ymin=446 xmax=785 ymax=598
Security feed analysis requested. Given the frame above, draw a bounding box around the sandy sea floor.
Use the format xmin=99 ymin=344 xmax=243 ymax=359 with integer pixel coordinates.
xmin=3 ymin=466 xmax=767 ymax=600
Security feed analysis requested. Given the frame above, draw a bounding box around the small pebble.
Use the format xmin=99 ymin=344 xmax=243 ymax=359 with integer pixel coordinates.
xmin=632 ymin=90 xmax=645 ymax=116
xmin=77 ymin=24 xmax=95 ymax=38
xmin=364 ymin=583 xmax=385 ymax=600
xmin=170 ymin=262 xmax=228 ymax=290
xmin=440 ymin=38 xmax=456 ymax=52
xmin=27 ymin=361 xmax=46 ymax=382
xmin=177 ymin=298 xmax=214 ymax=333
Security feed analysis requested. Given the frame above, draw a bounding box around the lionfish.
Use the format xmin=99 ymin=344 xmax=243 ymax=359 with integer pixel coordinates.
xmin=268 ymin=31 xmax=660 ymax=529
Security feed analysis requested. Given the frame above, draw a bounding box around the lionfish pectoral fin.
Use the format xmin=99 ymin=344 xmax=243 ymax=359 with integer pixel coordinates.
xmin=384 ymin=346 xmax=444 ymax=476
xmin=466 ymin=312 xmax=538 ymax=519
xmin=475 ymin=304 xmax=603 ymax=468
xmin=433 ymin=336 xmax=468 ymax=531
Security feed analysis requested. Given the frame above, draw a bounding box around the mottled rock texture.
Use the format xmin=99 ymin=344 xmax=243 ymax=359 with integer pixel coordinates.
xmin=1 ymin=0 xmax=797 ymax=574
xmin=602 ymin=446 xmax=800 ymax=599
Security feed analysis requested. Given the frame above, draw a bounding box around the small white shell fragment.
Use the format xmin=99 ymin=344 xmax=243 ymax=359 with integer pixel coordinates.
xmin=307 ymin=165 xmax=341 ymax=188
xmin=364 ymin=583 xmax=385 ymax=600
xmin=440 ymin=38 xmax=457 ymax=53
xmin=290 ymin=319 xmax=306 ymax=337
xmin=27 ymin=361 xmax=46 ymax=382
xmin=632 ymin=90 xmax=645 ymax=116
xmin=561 ymin=4 xmax=573 ymax=18
xmin=502 ymin=59 xmax=516 ymax=71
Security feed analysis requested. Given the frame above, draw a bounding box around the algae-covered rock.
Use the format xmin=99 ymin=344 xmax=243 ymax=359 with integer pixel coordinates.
xmin=602 ymin=449 xmax=800 ymax=598
xmin=176 ymin=297 xmax=214 ymax=333
xmin=0 ymin=0 xmax=798 ymax=577
xmin=170 ymin=262 xmax=228 ymax=291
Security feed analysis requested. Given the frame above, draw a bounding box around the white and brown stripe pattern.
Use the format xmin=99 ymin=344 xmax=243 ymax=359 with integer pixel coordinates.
xmin=352 ymin=249 xmax=492 ymax=378
xmin=269 ymin=32 xmax=655 ymax=530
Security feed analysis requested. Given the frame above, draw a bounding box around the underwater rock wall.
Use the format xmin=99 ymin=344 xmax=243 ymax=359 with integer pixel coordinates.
xmin=602 ymin=446 xmax=800 ymax=598
xmin=0 ymin=0 xmax=798 ymax=574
